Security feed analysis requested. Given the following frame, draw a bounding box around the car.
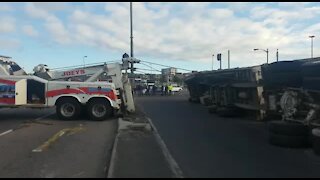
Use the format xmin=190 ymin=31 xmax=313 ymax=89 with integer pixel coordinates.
xmin=172 ymin=86 xmax=183 ymax=92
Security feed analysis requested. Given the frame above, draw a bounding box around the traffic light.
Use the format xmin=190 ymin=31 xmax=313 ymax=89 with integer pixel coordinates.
xmin=217 ymin=53 xmax=222 ymax=61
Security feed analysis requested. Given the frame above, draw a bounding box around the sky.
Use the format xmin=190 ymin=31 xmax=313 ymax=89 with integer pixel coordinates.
xmin=1 ymin=2 xmax=320 ymax=74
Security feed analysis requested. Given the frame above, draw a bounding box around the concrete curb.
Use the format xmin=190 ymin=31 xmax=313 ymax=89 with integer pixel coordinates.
xmin=107 ymin=116 xmax=184 ymax=178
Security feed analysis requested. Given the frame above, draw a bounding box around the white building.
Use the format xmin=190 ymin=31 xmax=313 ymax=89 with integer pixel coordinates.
xmin=161 ymin=67 xmax=177 ymax=76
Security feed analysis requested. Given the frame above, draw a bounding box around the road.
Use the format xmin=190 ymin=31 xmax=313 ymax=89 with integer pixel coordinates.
xmin=136 ymin=91 xmax=320 ymax=178
xmin=0 ymin=108 xmax=117 ymax=178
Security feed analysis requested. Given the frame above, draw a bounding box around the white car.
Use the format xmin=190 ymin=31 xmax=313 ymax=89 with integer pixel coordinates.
xmin=172 ymin=86 xmax=183 ymax=92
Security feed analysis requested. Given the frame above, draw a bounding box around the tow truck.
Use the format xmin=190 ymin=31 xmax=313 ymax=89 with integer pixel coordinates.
xmin=0 ymin=55 xmax=138 ymax=121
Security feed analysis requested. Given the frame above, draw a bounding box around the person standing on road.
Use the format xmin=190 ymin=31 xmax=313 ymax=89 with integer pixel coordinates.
xmin=165 ymin=85 xmax=168 ymax=96
xmin=161 ymin=85 xmax=165 ymax=96
xmin=168 ymin=84 xmax=173 ymax=95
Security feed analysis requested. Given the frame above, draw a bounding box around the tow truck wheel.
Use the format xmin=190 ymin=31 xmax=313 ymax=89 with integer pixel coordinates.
xmin=56 ymin=98 xmax=81 ymax=120
xmin=87 ymin=99 xmax=113 ymax=121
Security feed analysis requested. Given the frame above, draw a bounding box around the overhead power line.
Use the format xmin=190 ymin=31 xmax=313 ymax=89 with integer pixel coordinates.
xmin=140 ymin=60 xmax=193 ymax=72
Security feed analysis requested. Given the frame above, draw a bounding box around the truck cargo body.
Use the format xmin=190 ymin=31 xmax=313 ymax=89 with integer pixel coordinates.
xmin=185 ymin=57 xmax=320 ymax=123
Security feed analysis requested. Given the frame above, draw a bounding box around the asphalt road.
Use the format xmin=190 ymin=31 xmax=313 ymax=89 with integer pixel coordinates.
xmin=135 ymin=91 xmax=320 ymax=178
xmin=0 ymin=107 xmax=117 ymax=178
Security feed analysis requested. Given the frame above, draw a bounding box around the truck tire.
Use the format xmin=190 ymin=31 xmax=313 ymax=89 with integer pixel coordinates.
xmin=312 ymin=128 xmax=320 ymax=155
xmin=87 ymin=99 xmax=113 ymax=121
xmin=56 ymin=98 xmax=81 ymax=120
xmin=268 ymin=132 xmax=308 ymax=148
xmin=268 ymin=121 xmax=309 ymax=136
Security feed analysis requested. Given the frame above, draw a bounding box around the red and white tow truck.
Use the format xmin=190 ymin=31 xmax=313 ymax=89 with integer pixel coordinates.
xmin=0 ymin=55 xmax=137 ymax=121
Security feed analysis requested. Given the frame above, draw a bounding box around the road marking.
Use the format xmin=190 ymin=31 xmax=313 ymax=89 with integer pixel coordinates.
xmin=32 ymin=125 xmax=85 ymax=153
xmin=0 ymin=129 xmax=13 ymax=137
xmin=135 ymin=102 xmax=184 ymax=178
xmin=146 ymin=117 xmax=184 ymax=178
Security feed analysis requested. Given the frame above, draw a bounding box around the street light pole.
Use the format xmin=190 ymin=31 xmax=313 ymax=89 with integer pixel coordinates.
xmin=212 ymin=54 xmax=214 ymax=71
xmin=266 ymin=49 xmax=269 ymax=64
xmin=83 ymin=56 xmax=87 ymax=68
xmin=130 ymin=2 xmax=134 ymax=74
xmin=254 ymin=48 xmax=269 ymax=64
xmin=309 ymin=35 xmax=315 ymax=58
xmin=228 ymin=50 xmax=230 ymax=69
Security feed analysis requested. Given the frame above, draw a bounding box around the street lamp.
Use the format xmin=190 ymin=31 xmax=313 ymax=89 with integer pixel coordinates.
xmin=254 ymin=48 xmax=269 ymax=64
xmin=212 ymin=54 xmax=214 ymax=71
xmin=83 ymin=56 xmax=87 ymax=68
xmin=309 ymin=35 xmax=315 ymax=58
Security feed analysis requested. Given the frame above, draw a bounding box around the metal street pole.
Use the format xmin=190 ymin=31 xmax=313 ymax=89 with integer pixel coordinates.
xmin=130 ymin=2 xmax=134 ymax=74
xmin=276 ymin=49 xmax=279 ymax=62
xmin=228 ymin=50 xmax=230 ymax=69
xmin=254 ymin=48 xmax=268 ymax=64
xmin=83 ymin=56 xmax=87 ymax=69
xmin=266 ymin=49 xmax=269 ymax=64
xmin=309 ymin=35 xmax=315 ymax=58
xmin=212 ymin=54 xmax=214 ymax=71
xmin=219 ymin=54 xmax=222 ymax=70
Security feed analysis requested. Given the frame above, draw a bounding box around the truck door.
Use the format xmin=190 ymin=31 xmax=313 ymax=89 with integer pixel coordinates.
xmin=15 ymin=79 xmax=27 ymax=105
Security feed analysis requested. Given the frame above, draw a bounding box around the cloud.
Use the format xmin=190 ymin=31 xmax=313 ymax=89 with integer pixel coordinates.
xmin=21 ymin=2 xmax=320 ymax=68
xmin=22 ymin=25 xmax=39 ymax=37
xmin=25 ymin=3 xmax=51 ymax=19
xmin=0 ymin=16 xmax=15 ymax=33
xmin=0 ymin=38 xmax=20 ymax=49
xmin=0 ymin=4 xmax=13 ymax=11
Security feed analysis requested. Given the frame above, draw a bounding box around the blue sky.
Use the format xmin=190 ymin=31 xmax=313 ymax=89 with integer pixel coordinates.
xmin=1 ymin=2 xmax=320 ymax=74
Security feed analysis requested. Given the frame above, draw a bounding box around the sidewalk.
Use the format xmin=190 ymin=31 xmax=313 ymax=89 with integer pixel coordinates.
xmin=107 ymin=107 xmax=181 ymax=178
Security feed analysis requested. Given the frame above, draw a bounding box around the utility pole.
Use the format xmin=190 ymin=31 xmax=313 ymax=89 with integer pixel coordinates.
xmin=217 ymin=53 xmax=222 ymax=70
xmin=228 ymin=50 xmax=230 ymax=69
xmin=130 ymin=2 xmax=134 ymax=74
xmin=212 ymin=54 xmax=214 ymax=71
xmin=309 ymin=35 xmax=315 ymax=58
xmin=266 ymin=48 xmax=269 ymax=64
xmin=276 ymin=49 xmax=279 ymax=62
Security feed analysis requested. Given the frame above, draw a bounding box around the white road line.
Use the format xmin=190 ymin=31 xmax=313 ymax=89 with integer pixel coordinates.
xmin=147 ymin=117 xmax=184 ymax=178
xmin=0 ymin=129 xmax=13 ymax=137
xmin=0 ymin=112 xmax=55 ymax=138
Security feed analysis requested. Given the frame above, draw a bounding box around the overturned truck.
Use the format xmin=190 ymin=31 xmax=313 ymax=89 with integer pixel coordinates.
xmin=185 ymin=57 xmax=320 ymax=150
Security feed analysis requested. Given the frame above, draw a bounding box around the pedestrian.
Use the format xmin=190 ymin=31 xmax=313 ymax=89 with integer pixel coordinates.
xmin=165 ymin=85 xmax=168 ymax=96
xmin=153 ymin=85 xmax=157 ymax=96
xmin=161 ymin=85 xmax=165 ymax=96
xmin=168 ymin=84 xmax=173 ymax=95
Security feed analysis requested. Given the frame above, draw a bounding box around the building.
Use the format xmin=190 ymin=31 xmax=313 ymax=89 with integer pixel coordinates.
xmin=161 ymin=67 xmax=177 ymax=76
